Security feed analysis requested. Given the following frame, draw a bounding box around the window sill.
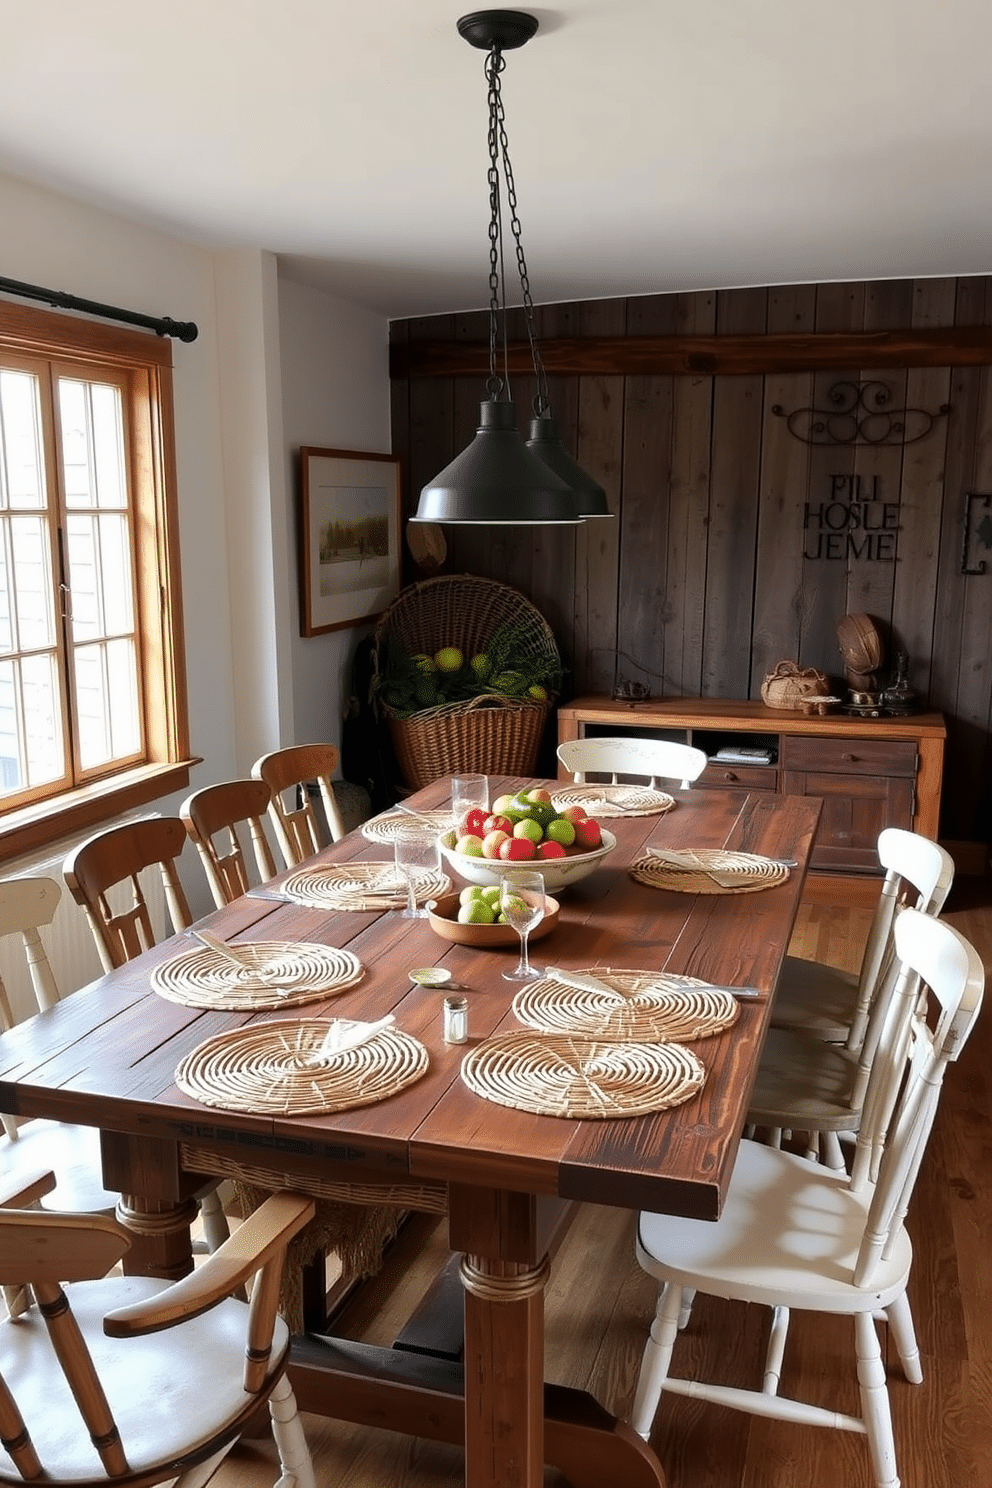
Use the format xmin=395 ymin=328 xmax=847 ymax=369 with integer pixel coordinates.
xmin=0 ymin=759 xmax=202 ymax=867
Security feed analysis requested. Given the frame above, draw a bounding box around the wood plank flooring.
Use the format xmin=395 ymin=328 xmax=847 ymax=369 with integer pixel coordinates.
xmin=212 ymin=892 xmax=992 ymax=1488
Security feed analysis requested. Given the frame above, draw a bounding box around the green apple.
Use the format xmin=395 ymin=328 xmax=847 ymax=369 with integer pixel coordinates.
xmin=545 ymin=817 xmax=576 ymax=847
xmin=458 ymin=900 xmax=495 ymax=924
xmin=513 ymin=818 xmax=544 ymax=844
xmin=459 ymin=885 xmax=486 ymax=905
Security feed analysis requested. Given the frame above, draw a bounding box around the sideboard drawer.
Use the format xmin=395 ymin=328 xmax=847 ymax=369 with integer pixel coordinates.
xmin=699 ymin=763 xmax=779 ymax=791
xmin=780 ymin=735 xmax=917 ymax=778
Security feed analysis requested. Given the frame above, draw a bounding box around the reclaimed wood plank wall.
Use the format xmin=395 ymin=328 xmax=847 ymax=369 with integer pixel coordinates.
xmin=389 ymin=277 xmax=992 ymax=844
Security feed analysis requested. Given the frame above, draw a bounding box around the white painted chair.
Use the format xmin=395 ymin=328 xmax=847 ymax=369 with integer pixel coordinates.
xmin=181 ymin=778 xmax=278 ymax=908
xmin=252 ymin=743 xmax=347 ymax=869
xmin=629 ymin=909 xmax=985 ymax=1488
xmin=770 ymin=828 xmax=955 ymax=1045
xmin=556 ymin=736 xmax=708 ymax=792
xmin=0 ymin=877 xmax=118 ymax=1219
xmin=0 ymin=1170 xmax=316 ymax=1488
xmin=748 ymin=831 xmax=956 ymax=1170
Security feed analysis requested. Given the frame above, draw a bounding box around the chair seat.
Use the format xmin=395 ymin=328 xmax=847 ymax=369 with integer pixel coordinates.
xmin=770 ymin=954 xmax=860 ymax=1040
xmin=0 ymin=1276 xmax=290 ymax=1482
xmin=2 ymin=1120 xmax=118 ymax=1214
xmin=636 ymin=1138 xmax=912 ymax=1315
xmin=746 ymin=1027 xmax=860 ymax=1131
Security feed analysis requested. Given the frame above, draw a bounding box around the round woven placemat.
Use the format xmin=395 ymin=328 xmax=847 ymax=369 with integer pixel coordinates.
xmin=175 ymin=1018 xmax=429 ymax=1116
xmin=460 ymin=1031 xmax=706 ymax=1119
xmin=550 ymin=784 xmax=676 ymax=818
xmin=512 ymin=970 xmax=739 ymax=1041
xmin=361 ymin=810 xmax=453 ymax=844
xmin=629 ymin=849 xmax=789 ymax=894
xmin=281 ymin=861 xmax=451 ymax=911
xmin=151 ymin=942 xmax=363 ymax=1010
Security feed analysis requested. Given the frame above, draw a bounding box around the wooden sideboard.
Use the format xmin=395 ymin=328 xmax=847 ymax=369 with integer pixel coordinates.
xmin=557 ymin=696 xmax=946 ymax=898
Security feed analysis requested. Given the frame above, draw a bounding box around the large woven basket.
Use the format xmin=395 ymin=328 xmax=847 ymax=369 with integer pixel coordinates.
xmin=372 ymin=574 xmax=560 ymax=790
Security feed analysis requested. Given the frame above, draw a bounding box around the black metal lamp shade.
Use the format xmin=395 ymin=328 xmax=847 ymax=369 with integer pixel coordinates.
xmin=412 ymin=400 xmax=580 ymax=525
xmin=526 ymin=414 xmax=612 ymax=518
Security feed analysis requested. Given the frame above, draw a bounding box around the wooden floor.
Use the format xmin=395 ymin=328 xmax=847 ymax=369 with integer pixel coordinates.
xmin=213 ymin=887 xmax=992 ymax=1488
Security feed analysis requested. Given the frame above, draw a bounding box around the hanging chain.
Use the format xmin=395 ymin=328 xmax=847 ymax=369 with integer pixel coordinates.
xmin=485 ymin=49 xmax=506 ymax=400
xmin=490 ymin=46 xmax=549 ymax=417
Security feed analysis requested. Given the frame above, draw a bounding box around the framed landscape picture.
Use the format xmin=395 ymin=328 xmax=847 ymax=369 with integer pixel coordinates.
xmin=298 ymin=447 xmax=402 ymax=635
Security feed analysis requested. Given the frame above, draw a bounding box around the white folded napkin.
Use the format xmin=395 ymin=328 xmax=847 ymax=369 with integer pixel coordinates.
xmin=314 ymin=1014 xmax=395 ymax=1061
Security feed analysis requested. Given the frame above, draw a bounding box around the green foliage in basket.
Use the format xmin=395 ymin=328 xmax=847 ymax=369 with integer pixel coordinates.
xmin=375 ymin=621 xmax=563 ymax=719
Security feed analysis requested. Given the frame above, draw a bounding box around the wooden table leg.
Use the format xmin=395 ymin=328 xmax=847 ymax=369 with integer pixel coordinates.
xmin=100 ymin=1131 xmax=197 ymax=1279
xmin=460 ymin=1251 xmax=549 ymax=1488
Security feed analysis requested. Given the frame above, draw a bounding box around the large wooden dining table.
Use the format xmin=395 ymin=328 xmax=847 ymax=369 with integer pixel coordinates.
xmin=0 ymin=776 xmax=820 ymax=1488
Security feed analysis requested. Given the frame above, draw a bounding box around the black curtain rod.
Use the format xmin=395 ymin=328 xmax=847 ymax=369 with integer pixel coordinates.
xmin=0 ymin=274 xmax=198 ymax=342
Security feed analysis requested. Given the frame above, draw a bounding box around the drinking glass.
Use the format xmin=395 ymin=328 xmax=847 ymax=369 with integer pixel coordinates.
xmin=500 ymin=871 xmax=546 ymax=982
xmin=393 ymin=827 xmax=440 ymax=918
xmin=451 ymin=773 xmax=489 ymax=828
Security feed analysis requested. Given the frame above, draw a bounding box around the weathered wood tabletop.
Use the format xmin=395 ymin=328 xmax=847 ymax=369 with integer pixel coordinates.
xmin=0 ymin=776 xmax=821 ymax=1488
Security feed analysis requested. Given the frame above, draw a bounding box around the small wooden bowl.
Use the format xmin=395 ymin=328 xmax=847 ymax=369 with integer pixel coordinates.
xmin=427 ymin=892 xmax=561 ymax=948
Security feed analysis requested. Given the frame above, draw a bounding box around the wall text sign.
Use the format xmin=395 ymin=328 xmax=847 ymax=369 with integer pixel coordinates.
xmin=804 ymin=475 xmax=900 ymax=561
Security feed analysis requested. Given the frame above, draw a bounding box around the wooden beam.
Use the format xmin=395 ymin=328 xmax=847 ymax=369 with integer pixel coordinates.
xmin=390 ymin=325 xmax=992 ymax=379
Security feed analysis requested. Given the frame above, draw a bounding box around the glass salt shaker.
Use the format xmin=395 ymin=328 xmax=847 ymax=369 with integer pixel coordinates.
xmin=443 ymin=994 xmax=468 ymax=1044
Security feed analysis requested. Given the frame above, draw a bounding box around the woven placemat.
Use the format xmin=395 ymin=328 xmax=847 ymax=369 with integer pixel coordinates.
xmin=281 ymin=861 xmax=452 ymax=911
xmin=152 ymin=942 xmax=363 ymax=1010
xmin=551 ymin=784 xmax=676 ymax=818
xmin=512 ymin=970 xmax=739 ymax=1041
xmin=175 ymin=1018 xmax=429 ymax=1116
xmin=361 ymin=810 xmax=453 ymax=844
xmin=461 ymin=1031 xmax=705 ymax=1119
xmin=629 ymin=848 xmax=789 ymax=894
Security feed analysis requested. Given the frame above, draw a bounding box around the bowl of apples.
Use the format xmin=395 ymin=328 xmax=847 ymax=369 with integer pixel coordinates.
xmin=426 ymin=888 xmax=561 ymax=947
xmin=438 ymin=788 xmax=617 ymax=892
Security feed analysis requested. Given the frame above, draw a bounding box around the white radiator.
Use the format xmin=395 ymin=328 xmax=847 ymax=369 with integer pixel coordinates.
xmin=0 ymin=822 xmax=170 ymax=1025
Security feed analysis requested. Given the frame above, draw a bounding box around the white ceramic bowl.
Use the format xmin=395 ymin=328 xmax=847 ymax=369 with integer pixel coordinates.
xmin=437 ymin=827 xmax=617 ymax=892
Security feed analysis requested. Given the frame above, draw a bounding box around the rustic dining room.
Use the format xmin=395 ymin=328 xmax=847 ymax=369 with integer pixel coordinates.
xmin=1 ymin=3 xmax=991 ymax=1488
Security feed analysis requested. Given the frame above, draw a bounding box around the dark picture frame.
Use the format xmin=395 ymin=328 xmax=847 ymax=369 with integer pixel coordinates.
xmin=298 ymin=446 xmax=402 ymax=636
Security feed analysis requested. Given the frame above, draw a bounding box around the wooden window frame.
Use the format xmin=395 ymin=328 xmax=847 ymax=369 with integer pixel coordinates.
xmin=0 ymin=300 xmax=197 ymax=863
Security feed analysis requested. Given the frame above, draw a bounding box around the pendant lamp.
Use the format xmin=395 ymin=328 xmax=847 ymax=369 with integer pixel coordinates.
xmin=412 ymin=10 xmax=603 ymax=526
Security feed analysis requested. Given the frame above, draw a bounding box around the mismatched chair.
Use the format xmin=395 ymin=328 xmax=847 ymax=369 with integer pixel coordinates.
xmin=180 ymin=778 xmax=278 ymax=909
xmin=0 ymin=1169 xmax=316 ymax=1488
xmin=556 ymin=736 xmax=708 ymax=791
xmin=252 ymin=743 xmax=346 ymax=868
xmin=630 ymin=909 xmax=985 ymax=1488
xmin=62 ymin=817 xmax=229 ymax=1253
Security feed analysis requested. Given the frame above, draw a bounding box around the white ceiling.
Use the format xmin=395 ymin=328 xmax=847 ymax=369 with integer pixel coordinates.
xmin=3 ymin=1 xmax=992 ymax=320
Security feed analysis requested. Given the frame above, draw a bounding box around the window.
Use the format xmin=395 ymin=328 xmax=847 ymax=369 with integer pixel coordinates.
xmin=0 ymin=301 xmax=194 ymax=860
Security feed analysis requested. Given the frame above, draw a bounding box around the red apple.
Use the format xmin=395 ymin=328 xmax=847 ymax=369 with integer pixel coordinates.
xmin=537 ymin=839 xmax=567 ymax=859
xmin=559 ymin=804 xmax=587 ymax=824
xmin=573 ymin=817 xmax=602 ymax=850
xmin=460 ymin=808 xmax=489 ymax=837
xmin=481 ymin=829 xmax=511 ymax=859
xmin=525 ymin=787 xmax=552 ymax=804
xmin=482 ymin=813 xmax=513 ymax=836
xmin=500 ymin=836 xmax=536 ymax=861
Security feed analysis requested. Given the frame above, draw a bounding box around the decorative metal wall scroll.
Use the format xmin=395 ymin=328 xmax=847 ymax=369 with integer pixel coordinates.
xmin=961 ymin=491 xmax=992 ymax=575
xmin=773 ymin=380 xmax=950 ymax=446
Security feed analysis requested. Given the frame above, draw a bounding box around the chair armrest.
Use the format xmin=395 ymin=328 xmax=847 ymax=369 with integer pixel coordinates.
xmin=0 ymin=1169 xmax=56 ymax=1208
xmin=103 ymin=1190 xmax=316 ymax=1337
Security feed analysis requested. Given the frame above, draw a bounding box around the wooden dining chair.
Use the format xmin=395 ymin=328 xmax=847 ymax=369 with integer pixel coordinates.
xmin=62 ymin=816 xmax=194 ymax=973
xmin=252 ymin=743 xmax=346 ymax=868
xmin=630 ymin=909 xmax=985 ymax=1488
xmin=0 ymin=877 xmax=118 ymax=1226
xmin=180 ymin=778 xmax=278 ymax=908
xmin=62 ymin=817 xmax=229 ymax=1253
xmin=556 ymin=736 xmax=708 ymax=791
xmin=0 ymin=1169 xmax=316 ymax=1488
xmin=770 ymin=827 xmax=955 ymax=1045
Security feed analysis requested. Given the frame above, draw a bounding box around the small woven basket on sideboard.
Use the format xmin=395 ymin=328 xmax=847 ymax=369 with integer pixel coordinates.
xmin=371 ymin=574 xmax=560 ymax=790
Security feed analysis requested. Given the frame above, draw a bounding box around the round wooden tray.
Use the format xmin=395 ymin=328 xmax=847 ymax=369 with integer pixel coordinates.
xmin=426 ymin=891 xmax=561 ymax=948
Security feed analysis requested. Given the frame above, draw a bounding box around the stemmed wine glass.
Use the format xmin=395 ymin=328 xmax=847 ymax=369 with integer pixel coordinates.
xmin=499 ymin=871 xmax=546 ymax=982
xmin=393 ymin=827 xmax=440 ymax=918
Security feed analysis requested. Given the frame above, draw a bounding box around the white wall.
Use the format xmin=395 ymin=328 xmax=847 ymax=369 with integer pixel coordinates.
xmin=0 ymin=171 xmax=390 ymax=929
xmin=276 ymin=276 xmax=391 ymax=756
